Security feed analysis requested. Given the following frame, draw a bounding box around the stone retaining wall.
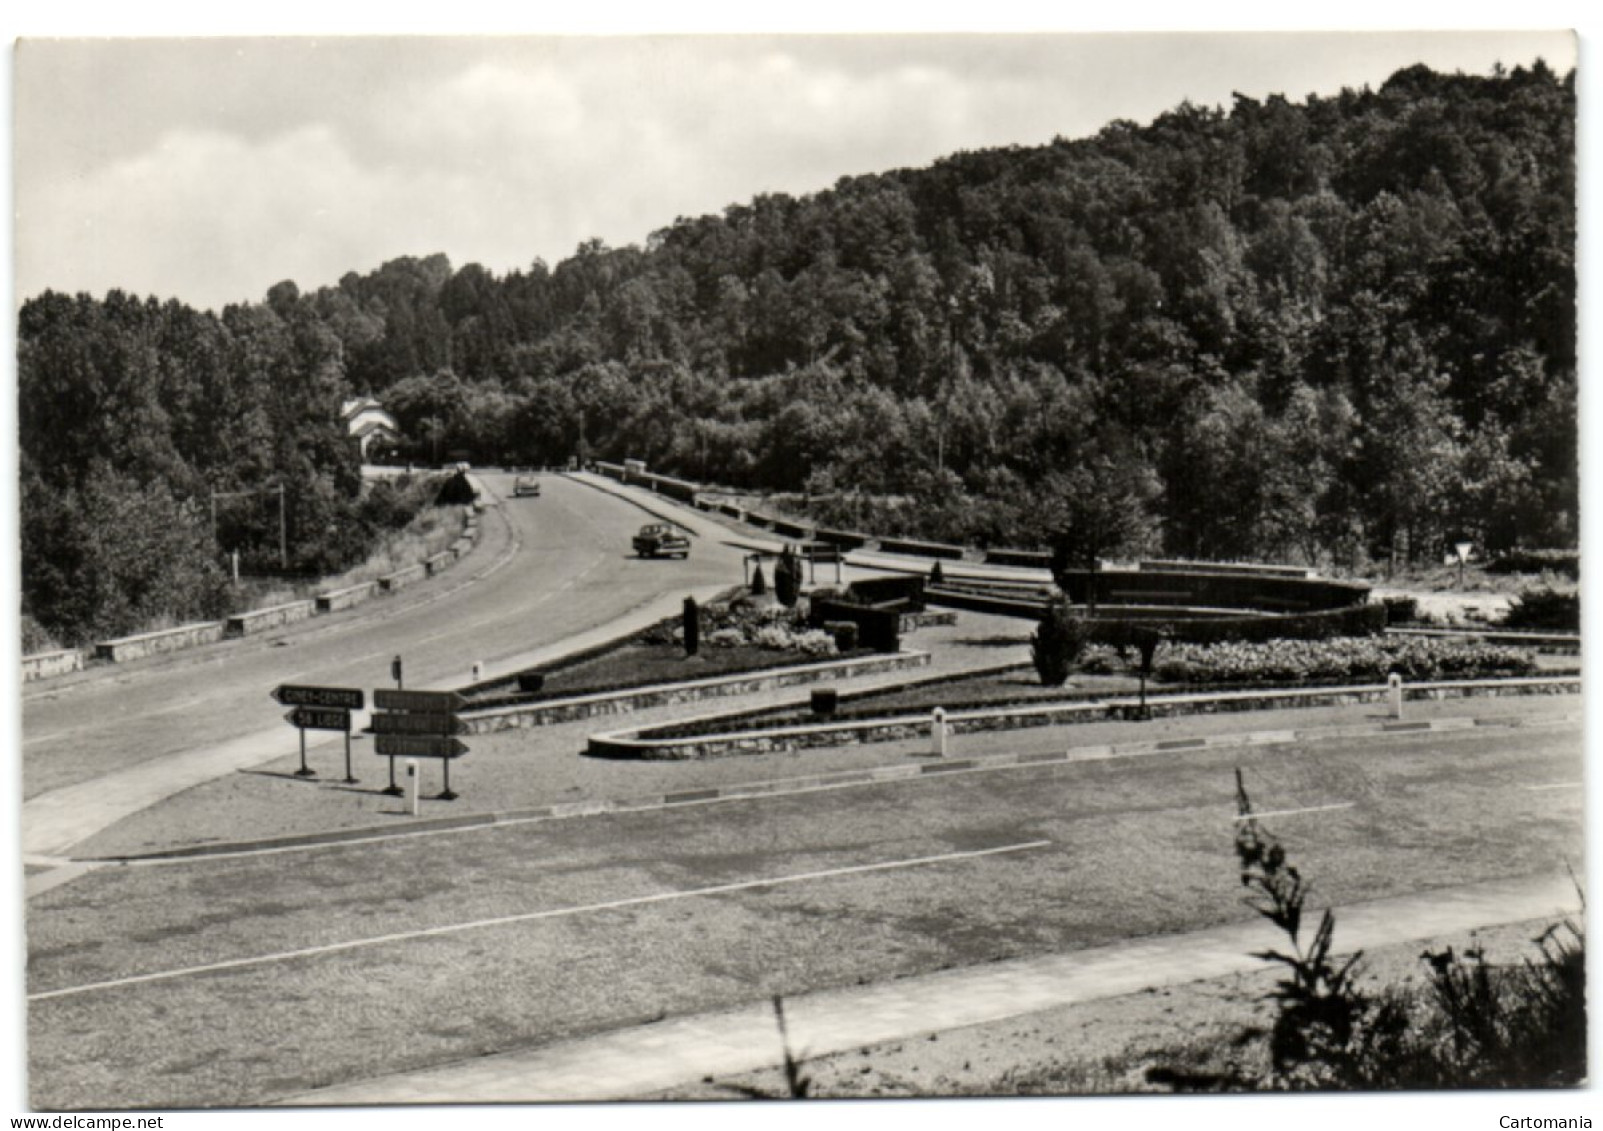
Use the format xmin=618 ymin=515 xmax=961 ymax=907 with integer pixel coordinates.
xmin=22 ymin=648 xmax=85 ymax=682
xmin=379 ymin=564 xmax=427 ymax=593
xmin=315 ymin=582 xmax=378 ymax=613
xmin=26 ymin=505 xmax=481 ymax=680
xmin=94 ymin=622 xmax=227 ymax=662
xmin=226 ymin=600 xmax=318 ymax=636
xmin=459 ymin=650 xmax=931 ymax=734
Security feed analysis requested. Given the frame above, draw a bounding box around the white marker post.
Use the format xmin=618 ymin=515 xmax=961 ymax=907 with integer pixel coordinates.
xmin=932 ymin=707 xmax=948 ymax=758
xmin=1388 ymin=673 xmax=1404 ymax=720
xmin=406 ymin=759 xmax=422 ymax=816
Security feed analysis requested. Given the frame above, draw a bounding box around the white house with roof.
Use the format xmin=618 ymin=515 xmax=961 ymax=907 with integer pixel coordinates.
xmin=341 ymin=397 xmax=400 ymax=461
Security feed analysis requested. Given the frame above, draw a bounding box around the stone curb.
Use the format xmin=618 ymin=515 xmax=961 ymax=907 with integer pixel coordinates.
xmin=84 ymin=708 xmax=1580 ymax=865
xmin=459 ymin=650 xmax=932 ymax=734
xmin=586 ymin=675 xmax=1581 ymax=759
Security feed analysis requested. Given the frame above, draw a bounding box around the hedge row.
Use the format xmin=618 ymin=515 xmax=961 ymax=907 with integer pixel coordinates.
xmin=1141 ymin=635 xmax=1537 ymax=685
xmin=1502 ymin=587 xmax=1581 ymax=632
xmin=1056 ymin=567 xmax=1370 ymax=612
xmin=1089 ymin=602 xmax=1389 ymax=647
xmin=842 ymin=574 xmax=927 ymax=610
xmin=1137 ymin=559 xmax=1312 ymax=579
xmin=1486 ymin=549 xmax=1579 ymax=578
xmin=808 ymin=597 xmax=901 ymax=652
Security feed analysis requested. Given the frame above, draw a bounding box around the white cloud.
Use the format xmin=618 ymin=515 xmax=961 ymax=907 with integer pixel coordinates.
xmin=14 ymin=32 xmax=1579 ymax=309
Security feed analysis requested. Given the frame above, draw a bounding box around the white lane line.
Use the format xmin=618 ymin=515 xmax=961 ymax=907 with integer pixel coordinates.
xmin=1233 ymin=802 xmax=1354 ymax=822
xmin=1523 ymin=782 xmax=1583 ymax=792
xmin=29 ymin=840 xmax=1052 ymax=1003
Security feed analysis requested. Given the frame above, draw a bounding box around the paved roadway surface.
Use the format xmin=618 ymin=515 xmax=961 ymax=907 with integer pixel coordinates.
xmin=25 ymin=717 xmax=1582 ymax=1108
xmin=20 ymin=473 xmax=748 ymax=857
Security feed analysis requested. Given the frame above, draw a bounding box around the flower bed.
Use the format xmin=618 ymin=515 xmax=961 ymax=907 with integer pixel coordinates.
xmin=1081 ymin=635 xmax=1538 ymax=685
xmin=463 ymin=594 xmax=854 ymax=709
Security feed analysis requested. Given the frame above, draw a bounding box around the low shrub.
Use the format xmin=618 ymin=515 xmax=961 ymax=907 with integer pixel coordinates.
xmin=1161 ymin=772 xmax=1589 ymax=1091
xmin=1486 ymin=549 xmax=1579 ymax=579
xmin=1148 ymin=636 xmax=1536 ymax=686
xmin=775 ymin=548 xmax=801 ymax=608
xmin=1382 ymin=596 xmax=1419 ymax=626
xmin=824 ymin=620 xmax=860 ymax=653
xmin=1090 ymin=603 xmax=1388 ymax=649
xmin=1031 ymin=598 xmax=1090 ymax=686
xmin=1502 ymin=587 xmax=1580 ymax=632
xmin=845 ymin=574 xmax=927 ymax=610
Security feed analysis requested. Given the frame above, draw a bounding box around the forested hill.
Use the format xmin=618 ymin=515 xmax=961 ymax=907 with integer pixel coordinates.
xmin=19 ymin=61 xmax=1575 ymax=639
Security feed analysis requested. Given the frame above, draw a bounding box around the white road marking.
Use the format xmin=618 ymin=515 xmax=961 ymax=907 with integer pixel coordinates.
xmin=1523 ymin=782 xmax=1583 ymax=792
xmin=29 ymin=840 xmax=1052 ymax=1003
xmin=1232 ymin=802 xmax=1354 ymax=822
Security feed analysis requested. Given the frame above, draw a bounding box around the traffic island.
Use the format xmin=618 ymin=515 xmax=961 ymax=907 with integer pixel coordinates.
xmin=586 ymin=675 xmax=1581 ymax=760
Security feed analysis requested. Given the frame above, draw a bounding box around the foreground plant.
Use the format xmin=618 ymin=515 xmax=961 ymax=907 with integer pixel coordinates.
xmin=1181 ymin=770 xmax=1588 ymax=1091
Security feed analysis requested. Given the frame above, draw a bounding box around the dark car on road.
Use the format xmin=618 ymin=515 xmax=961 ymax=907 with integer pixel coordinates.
xmin=633 ymin=523 xmax=690 ymax=558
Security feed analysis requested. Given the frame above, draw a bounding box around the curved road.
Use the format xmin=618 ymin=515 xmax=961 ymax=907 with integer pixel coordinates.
xmin=21 ymin=473 xmax=747 ymax=856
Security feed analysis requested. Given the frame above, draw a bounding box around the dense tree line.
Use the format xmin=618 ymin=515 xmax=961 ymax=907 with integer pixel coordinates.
xmin=19 ymin=62 xmax=1575 ymax=640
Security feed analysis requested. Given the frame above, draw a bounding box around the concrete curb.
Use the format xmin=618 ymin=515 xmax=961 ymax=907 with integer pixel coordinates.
xmin=83 ymin=708 xmax=1580 ymax=865
xmin=459 ymin=650 xmax=931 ymax=734
xmin=586 ymin=674 xmax=1581 ymax=760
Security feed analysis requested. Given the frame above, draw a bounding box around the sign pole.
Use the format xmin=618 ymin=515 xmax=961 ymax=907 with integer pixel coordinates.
xmin=295 ymin=726 xmax=315 ymax=777
xmin=382 ymin=757 xmax=402 ymax=796
xmin=342 ymin=723 xmax=357 ymax=784
xmin=440 ymin=756 xmax=457 ymax=802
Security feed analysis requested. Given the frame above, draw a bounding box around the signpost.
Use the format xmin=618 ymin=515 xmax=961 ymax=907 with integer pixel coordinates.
xmin=273 ymin=685 xmax=364 ymax=710
xmin=271 ymin=685 xmax=361 ymax=782
xmin=374 ymin=688 xmax=465 ymax=713
xmin=804 ymin=541 xmax=843 ymax=584
xmin=371 ymin=688 xmax=469 ymax=801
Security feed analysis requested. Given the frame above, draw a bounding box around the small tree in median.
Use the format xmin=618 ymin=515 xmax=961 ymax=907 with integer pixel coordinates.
xmin=1031 ymin=596 xmax=1089 ymax=686
xmin=683 ymin=596 xmax=700 ymax=656
xmin=775 ymin=546 xmax=801 ymax=608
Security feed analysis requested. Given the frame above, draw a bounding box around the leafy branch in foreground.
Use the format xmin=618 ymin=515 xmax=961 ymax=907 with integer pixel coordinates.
xmin=1233 ymin=768 xmax=1398 ymax=1085
xmin=1175 ymin=769 xmax=1587 ymax=1091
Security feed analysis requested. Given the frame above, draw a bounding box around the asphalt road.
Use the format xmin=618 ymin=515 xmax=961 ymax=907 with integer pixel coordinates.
xmin=20 ymin=473 xmax=748 ymax=845
xmin=25 ymin=718 xmax=1582 ymax=1109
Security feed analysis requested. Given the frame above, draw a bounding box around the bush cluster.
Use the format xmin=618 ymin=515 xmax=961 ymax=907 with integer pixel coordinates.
xmin=698 ymin=599 xmax=839 ymax=656
xmin=1031 ymin=598 xmax=1090 ymax=686
xmin=1191 ymin=773 xmax=1587 ymax=1091
xmin=1502 ymin=586 xmax=1580 ymax=632
xmin=1146 ymin=636 xmax=1537 ymax=685
xmin=1485 ymin=549 xmax=1579 ymax=579
xmin=1091 ymin=602 xmax=1388 ymax=649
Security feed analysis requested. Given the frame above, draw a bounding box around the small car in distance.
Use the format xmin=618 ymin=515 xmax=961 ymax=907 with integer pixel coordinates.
xmin=512 ymin=475 xmax=542 ymax=498
xmin=633 ymin=523 xmax=691 ymax=559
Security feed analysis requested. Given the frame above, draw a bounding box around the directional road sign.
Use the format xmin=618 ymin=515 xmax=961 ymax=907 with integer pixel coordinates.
xmin=370 ymin=711 xmax=461 ymax=736
xmin=286 ymin=707 xmax=351 ymax=732
xmin=273 ymin=684 xmax=364 ymax=710
xmin=374 ymin=688 xmax=466 ymax=713
xmin=374 ymin=735 xmax=469 ymax=759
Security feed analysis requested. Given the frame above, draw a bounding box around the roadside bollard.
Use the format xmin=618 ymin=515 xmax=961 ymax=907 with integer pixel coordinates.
xmin=472 ymin=660 xmax=485 ymax=683
xmin=1388 ymin=672 xmax=1404 ymax=720
xmin=932 ymin=707 xmax=949 ymax=758
xmin=406 ymin=759 xmax=422 ymax=817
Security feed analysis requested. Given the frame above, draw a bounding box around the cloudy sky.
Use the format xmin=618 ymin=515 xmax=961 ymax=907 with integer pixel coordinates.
xmin=13 ymin=29 xmax=1579 ymax=312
